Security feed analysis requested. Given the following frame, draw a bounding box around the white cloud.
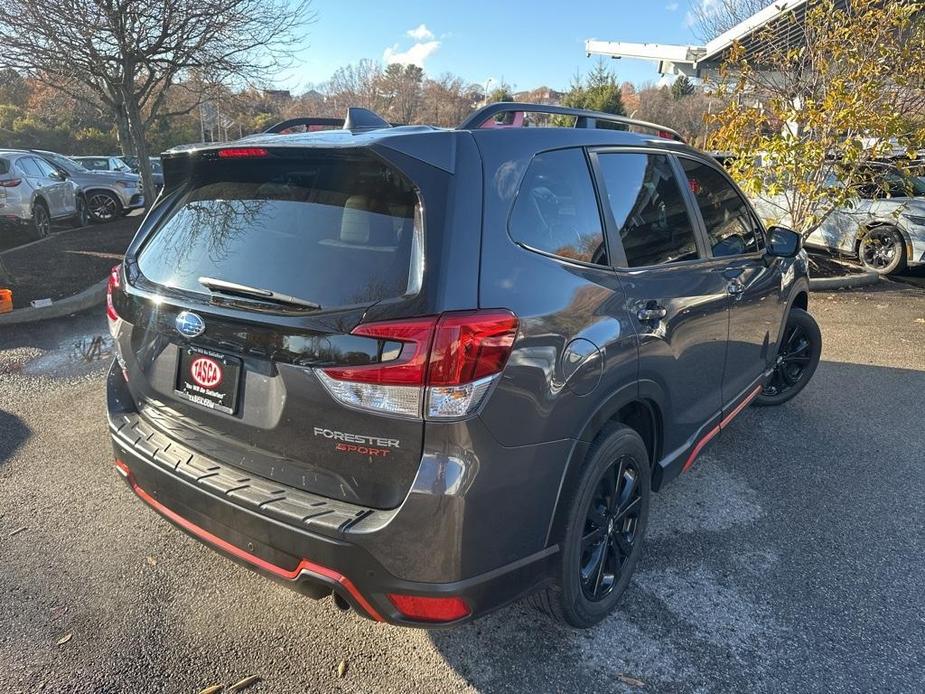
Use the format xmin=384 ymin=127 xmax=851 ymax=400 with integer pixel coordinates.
xmin=666 ymin=2 xmax=679 ymax=10
xmin=383 ymin=40 xmax=441 ymax=67
xmin=406 ymin=24 xmax=434 ymax=41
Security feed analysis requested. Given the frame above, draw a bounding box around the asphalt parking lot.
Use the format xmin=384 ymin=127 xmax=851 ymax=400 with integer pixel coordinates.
xmin=1 ymin=283 xmax=923 ymax=693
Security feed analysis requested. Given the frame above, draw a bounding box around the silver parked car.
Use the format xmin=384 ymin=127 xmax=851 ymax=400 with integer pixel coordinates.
xmin=118 ymin=155 xmax=164 ymax=190
xmin=754 ymin=164 xmax=925 ymax=274
xmin=0 ymin=150 xmax=88 ymax=238
xmin=72 ymin=155 xmax=135 ymax=174
xmin=31 ymin=150 xmax=145 ymax=222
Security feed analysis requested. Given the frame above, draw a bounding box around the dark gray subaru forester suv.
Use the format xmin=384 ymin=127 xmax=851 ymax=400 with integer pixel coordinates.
xmin=107 ymin=104 xmax=820 ymax=628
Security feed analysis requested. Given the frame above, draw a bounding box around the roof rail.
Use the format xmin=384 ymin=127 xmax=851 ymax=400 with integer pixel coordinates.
xmin=457 ymin=102 xmax=685 ymax=142
xmin=263 ymin=117 xmax=344 ymax=134
xmin=264 ymin=108 xmax=397 ymax=135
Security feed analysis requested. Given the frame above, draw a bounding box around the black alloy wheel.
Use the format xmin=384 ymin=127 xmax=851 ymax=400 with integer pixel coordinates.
xmin=580 ymin=454 xmax=644 ymax=602
xmin=32 ymin=203 xmax=50 ymax=238
xmin=859 ymin=227 xmax=906 ymax=275
xmin=754 ymin=307 xmax=822 ymax=407
xmin=88 ymin=191 xmax=121 ymax=222
xmin=529 ymin=424 xmax=650 ymax=628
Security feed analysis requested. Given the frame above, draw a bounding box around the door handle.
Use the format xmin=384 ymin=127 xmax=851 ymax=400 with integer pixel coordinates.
xmin=637 ymin=305 xmax=668 ymax=322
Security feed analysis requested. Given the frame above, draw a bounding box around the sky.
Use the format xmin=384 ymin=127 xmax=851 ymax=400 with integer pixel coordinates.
xmin=278 ymin=0 xmax=709 ymax=94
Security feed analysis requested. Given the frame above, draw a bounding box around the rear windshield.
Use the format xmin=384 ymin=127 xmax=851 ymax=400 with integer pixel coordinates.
xmin=137 ymin=153 xmax=423 ymax=310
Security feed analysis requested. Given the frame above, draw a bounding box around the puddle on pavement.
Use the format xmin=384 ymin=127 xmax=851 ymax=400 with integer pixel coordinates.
xmin=20 ymin=332 xmax=113 ymax=378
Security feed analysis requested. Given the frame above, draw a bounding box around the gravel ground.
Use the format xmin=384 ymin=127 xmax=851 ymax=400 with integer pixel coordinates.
xmin=0 ymin=215 xmax=141 ymax=308
xmin=0 ymin=283 xmax=923 ymax=693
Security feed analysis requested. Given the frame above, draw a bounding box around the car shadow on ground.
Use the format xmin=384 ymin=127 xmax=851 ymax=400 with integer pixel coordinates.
xmin=0 ymin=410 xmax=31 ymax=469
xmin=428 ymin=357 xmax=925 ymax=693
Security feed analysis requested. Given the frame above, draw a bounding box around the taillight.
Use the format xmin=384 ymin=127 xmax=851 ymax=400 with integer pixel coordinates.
xmin=105 ymin=264 xmax=121 ymax=322
xmin=217 ymin=147 xmax=268 ymax=158
xmin=387 ymin=594 xmax=471 ymax=623
xmin=0 ymin=178 xmax=22 ymax=187
xmin=426 ymin=310 xmax=518 ymax=418
xmin=106 ymin=264 xmax=128 ymax=379
xmin=317 ymin=309 xmax=518 ymax=420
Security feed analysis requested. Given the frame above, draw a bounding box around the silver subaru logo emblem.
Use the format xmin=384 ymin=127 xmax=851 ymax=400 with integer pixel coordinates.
xmin=175 ymin=311 xmax=205 ymax=338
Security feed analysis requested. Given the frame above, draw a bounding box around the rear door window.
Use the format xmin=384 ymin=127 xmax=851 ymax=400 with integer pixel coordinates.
xmin=596 ymin=152 xmax=700 ymax=267
xmin=17 ymin=157 xmax=42 ymax=178
xmin=137 ymin=153 xmax=423 ymax=310
xmin=508 ymin=148 xmax=608 ymax=266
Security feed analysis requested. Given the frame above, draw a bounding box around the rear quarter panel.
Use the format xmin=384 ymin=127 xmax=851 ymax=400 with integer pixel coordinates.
xmin=471 ymin=130 xmax=640 ymax=449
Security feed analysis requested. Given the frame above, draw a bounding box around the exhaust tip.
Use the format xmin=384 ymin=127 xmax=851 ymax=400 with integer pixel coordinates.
xmin=332 ymin=592 xmax=351 ymax=612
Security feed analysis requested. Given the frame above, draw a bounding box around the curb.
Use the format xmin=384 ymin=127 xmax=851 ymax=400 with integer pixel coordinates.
xmin=0 ymin=278 xmax=107 ymax=326
xmin=809 ymin=270 xmax=880 ymax=290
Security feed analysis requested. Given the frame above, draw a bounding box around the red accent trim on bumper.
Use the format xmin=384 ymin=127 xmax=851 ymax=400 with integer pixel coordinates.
xmin=682 ymin=384 xmax=763 ymax=473
xmin=114 ymin=460 xmax=383 ymax=622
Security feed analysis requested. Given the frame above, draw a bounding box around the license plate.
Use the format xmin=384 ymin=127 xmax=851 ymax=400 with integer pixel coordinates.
xmin=175 ymin=347 xmax=241 ymax=415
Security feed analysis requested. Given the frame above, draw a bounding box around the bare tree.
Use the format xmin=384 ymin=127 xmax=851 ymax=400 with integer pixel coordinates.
xmin=377 ymin=64 xmax=424 ymax=124
xmin=0 ymin=0 xmax=313 ymax=206
xmin=689 ymin=0 xmax=772 ymax=42
xmin=420 ymin=74 xmax=481 ymax=127
xmin=326 ymin=60 xmax=385 ymax=114
xmin=636 ymin=83 xmax=722 ymax=147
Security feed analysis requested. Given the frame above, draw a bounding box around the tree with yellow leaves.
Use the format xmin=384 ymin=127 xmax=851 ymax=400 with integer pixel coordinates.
xmin=707 ymin=0 xmax=925 ymax=239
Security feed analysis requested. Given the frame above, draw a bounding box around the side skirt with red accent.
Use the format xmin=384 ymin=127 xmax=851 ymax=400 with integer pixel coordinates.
xmin=682 ymin=384 xmax=763 ymax=473
xmin=114 ymin=460 xmax=383 ymax=622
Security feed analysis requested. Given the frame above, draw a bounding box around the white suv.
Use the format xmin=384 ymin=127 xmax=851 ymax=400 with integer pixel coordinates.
xmin=0 ymin=150 xmax=88 ymax=238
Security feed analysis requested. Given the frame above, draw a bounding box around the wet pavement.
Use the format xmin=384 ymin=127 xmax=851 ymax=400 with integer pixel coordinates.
xmin=0 ymin=311 xmax=112 ymax=379
xmin=1 ymin=286 xmax=924 ymax=693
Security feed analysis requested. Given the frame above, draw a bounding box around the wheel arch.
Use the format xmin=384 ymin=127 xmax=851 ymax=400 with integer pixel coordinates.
xmin=544 ymin=383 xmax=665 ymax=546
xmin=32 ymin=194 xmax=49 ymax=212
xmin=772 ymin=279 xmax=810 ymax=359
xmin=854 ymin=220 xmax=913 ymax=263
xmin=83 ymin=186 xmax=121 ymax=200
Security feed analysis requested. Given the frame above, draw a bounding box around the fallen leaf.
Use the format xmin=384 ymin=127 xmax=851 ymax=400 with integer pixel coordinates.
xmin=198 ymin=686 xmax=223 ymax=694
xmin=337 ymin=660 xmax=348 ymax=678
xmin=617 ymin=674 xmax=645 ymax=688
xmin=56 ymin=634 xmax=72 ymax=646
xmin=229 ymin=675 xmax=261 ymax=691
xmin=9 ymin=526 xmax=27 ymax=537
xmin=146 ymin=556 xmax=157 ymax=566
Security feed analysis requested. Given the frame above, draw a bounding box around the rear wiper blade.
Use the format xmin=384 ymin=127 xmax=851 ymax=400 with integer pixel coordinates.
xmin=198 ymin=277 xmax=322 ymax=310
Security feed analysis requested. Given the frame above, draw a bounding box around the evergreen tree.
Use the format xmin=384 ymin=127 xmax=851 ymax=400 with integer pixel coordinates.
xmin=671 ymin=75 xmax=696 ymax=100
xmin=561 ymin=60 xmax=625 ymax=116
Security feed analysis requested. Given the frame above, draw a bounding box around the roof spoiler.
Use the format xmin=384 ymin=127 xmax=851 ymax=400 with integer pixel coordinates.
xmin=264 ymin=108 xmax=395 ymax=134
xmin=457 ymin=102 xmax=685 ymax=142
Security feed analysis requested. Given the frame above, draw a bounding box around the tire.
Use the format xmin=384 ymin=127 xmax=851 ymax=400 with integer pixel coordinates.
xmin=32 ymin=201 xmax=51 ymax=239
xmin=753 ymin=308 xmax=821 ymax=407
xmin=69 ymin=195 xmax=89 ymax=228
xmin=530 ymin=424 xmax=650 ymax=628
xmin=858 ymin=226 xmax=906 ymax=275
xmin=87 ymin=190 xmax=122 ymax=223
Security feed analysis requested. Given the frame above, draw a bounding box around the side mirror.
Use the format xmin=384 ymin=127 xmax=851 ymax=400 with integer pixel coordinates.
xmin=766 ymin=226 xmax=801 ymax=259
xmin=49 ymin=170 xmax=65 ymax=182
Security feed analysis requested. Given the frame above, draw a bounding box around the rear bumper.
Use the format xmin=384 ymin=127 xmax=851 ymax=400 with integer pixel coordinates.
xmin=0 ymin=197 xmax=30 ymax=221
xmin=108 ymin=363 xmax=558 ymax=627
